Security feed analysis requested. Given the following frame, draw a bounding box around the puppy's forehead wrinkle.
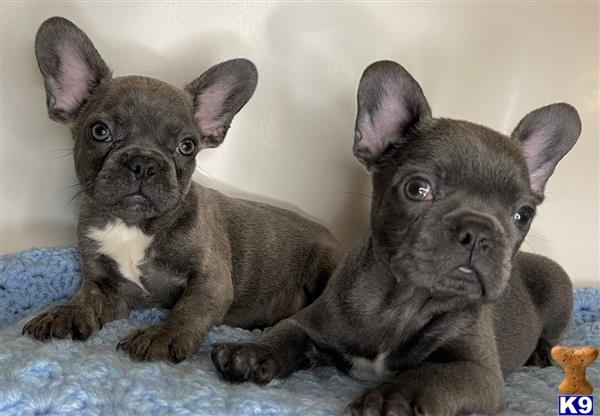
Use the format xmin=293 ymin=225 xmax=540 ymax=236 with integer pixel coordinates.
xmin=387 ymin=119 xmax=533 ymax=203
xmin=92 ymin=76 xmax=196 ymax=127
xmin=111 ymin=76 xmax=190 ymax=100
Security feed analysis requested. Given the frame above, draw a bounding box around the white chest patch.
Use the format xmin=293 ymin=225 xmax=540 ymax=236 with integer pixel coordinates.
xmin=348 ymin=352 xmax=394 ymax=381
xmin=87 ymin=220 xmax=153 ymax=291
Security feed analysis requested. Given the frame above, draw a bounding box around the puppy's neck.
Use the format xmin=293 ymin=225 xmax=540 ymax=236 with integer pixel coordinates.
xmin=356 ymin=232 xmax=478 ymax=314
xmin=142 ymin=186 xmax=199 ymax=234
xmin=80 ymin=185 xmax=199 ymax=236
xmin=363 ymin=232 xmax=410 ymax=283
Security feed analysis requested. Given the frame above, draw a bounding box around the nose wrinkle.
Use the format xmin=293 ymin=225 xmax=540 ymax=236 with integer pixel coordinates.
xmin=117 ymin=145 xmax=167 ymax=162
xmin=445 ymin=207 xmax=499 ymax=230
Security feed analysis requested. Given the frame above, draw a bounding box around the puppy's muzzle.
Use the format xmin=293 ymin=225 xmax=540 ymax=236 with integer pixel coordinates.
xmin=439 ymin=209 xmax=507 ymax=299
xmin=127 ymin=155 xmax=161 ymax=180
xmin=451 ymin=212 xmax=494 ymax=256
xmin=118 ymin=148 xmax=166 ymax=182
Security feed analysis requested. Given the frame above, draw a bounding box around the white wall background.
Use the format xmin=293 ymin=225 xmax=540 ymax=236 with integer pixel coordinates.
xmin=1 ymin=2 xmax=598 ymax=287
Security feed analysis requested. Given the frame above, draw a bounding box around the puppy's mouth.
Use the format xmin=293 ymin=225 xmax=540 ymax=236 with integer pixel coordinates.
xmin=116 ymin=192 xmax=157 ymax=211
xmin=433 ymin=266 xmax=486 ymax=300
xmin=122 ymin=192 xmax=151 ymax=202
xmin=90 ymin=189 xmax=159 ymax=215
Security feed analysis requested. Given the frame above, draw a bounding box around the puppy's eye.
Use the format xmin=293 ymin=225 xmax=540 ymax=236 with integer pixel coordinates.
xmin=404 ymin=179 xmax=433 ymax=201
xmin=177 ymin=138 xmax=196 ymax=156
xmin=89 ymin=122 xmax=112 ymax=141
xmin=513 ymin=206 xmax=534 ymax=228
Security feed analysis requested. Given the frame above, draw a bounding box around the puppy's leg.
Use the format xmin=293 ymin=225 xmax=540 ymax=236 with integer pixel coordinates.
xmin=349 ymin=361 xmax=505 ymax=416
xmin=352 ymin=313 xmax=505 ymax=416
xmin=520 ymin=254 xmax=574 ymax=369
xmin=118 ymin=260 xmax=233 ymax=363
xmin=212 ymin=319 xmax=312 ymax=383
xmin=23 ymin=279 xmax=128 ymax=341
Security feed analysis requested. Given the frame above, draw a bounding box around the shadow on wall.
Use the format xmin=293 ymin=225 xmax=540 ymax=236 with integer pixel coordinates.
xmin=262 ymin=3 xmax=379 ymax=245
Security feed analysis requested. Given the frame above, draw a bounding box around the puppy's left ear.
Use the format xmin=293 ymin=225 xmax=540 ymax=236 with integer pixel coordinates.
xmin=185 ymin=59 xmax=258 ymax=148
xmin=511 ymin=103 xmax=581 ymax=195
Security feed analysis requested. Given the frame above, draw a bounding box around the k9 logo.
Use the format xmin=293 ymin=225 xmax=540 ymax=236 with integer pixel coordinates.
xmin=559 ymin=396 xmax=594 ymax=415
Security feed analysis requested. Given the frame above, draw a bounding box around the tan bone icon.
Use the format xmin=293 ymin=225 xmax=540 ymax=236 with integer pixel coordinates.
xmin=551 ymin=345 xmax=598 ymax=395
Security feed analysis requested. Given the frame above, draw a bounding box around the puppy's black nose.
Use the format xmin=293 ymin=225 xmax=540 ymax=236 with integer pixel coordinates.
xmin=127 ymin=155 xmax=160 ymax=180
xmin=453 ymin=215 xmax=492 ymax=254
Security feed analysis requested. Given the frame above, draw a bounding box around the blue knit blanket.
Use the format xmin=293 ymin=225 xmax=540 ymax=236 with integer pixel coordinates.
xmin=0 ymin=246 xmax=598 ymax=415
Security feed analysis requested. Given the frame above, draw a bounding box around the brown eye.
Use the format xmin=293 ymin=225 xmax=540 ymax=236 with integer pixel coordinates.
xmin=405 ymin=179 xmax=433 ymax=201
xmin=89 ymin=122 xmax=111 ymax=141
xmin=513 ymin=206 xmax=534 ymax=228
xmin=177 ymin=138 xmax=196 ymax=155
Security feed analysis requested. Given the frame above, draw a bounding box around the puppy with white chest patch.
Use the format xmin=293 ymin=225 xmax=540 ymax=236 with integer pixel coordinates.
xmin=212 ymin=61 xmax=581 ymax=415
xmin=23 ymin=17 xmax=343 ymax=363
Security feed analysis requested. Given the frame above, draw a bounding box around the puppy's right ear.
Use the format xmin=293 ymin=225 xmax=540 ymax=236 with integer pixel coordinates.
xmin=354 ymin=61 xmax=431 ymax=168
xmin=35 ymin=17 xmax=111 ymax=124
xmin=185 ymin=59 xmax=258 ymax=148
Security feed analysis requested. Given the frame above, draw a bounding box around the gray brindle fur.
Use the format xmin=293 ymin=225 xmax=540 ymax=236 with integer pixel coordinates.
xmin=212 ymin=61 xmax=580 ymax=415
xmin=23 ymin=17 xmax=343 ymax=363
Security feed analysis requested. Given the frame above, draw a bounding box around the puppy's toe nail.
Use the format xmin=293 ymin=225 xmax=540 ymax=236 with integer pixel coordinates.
xmin=170 ymin=347 xmax=184 ymax=363
xmin=72 ymin=327 xmax=87 ymax=341
xmin=210 ymin=346 xmax=220 ymax=362
xmin=116 ymin=340 xmax=127 ymax=351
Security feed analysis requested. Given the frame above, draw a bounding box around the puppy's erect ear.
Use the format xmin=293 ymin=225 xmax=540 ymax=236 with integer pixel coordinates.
xmin=354 ymin=61 xmax=431 ymax=167
xmin=35 ymin=17 xmax=111 ymax=125
xmin=184 ymin=59 xmax=258 ymax=148
xmin=511 ymin=103 xmax=581 ymax=195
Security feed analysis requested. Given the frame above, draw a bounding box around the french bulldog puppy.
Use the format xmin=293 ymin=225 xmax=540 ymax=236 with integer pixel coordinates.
xmin=212 ymin=61 xmax=580 ymax=415
xmin=23 ymin=17 xmax=343 ymax=363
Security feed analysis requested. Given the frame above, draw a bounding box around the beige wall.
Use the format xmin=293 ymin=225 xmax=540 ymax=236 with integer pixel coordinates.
xmin=1 ymin=2 xmax=598 ymax=287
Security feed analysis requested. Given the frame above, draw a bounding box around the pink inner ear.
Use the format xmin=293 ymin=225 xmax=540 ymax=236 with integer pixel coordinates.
xmin=194 ymin=79 xmax=231 ymax=137
xmin=48 ymin=45 xmax=92 ymax=114
xmin=520 ymin=125 xmax=555 ymax=193
xmin=356 ymin=87 xmax=409 ymax=158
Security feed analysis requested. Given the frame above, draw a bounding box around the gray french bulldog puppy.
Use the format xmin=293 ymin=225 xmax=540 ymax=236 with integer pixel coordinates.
xmin=212 ymin=61 xmax=581 ymax=415
xmin=22 ymin=17 xmax=343 ymax=363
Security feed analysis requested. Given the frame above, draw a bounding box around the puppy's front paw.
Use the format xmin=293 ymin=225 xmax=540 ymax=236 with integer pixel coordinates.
xmin=211 ymin=342 xmax=280 ymax=384
xmin=22 ymin=304 xmax=100 ymax=341
xmin=349 ymin=382 xmax=432 ymax=416
xmin=117 ymin=324 xmax=200 ymax=363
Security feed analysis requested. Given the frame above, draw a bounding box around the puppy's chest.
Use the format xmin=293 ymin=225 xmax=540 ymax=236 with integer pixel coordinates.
xmin=87 ymin=220 xmax=187 ymax=305
xmin=344 ymin=326 xmax=422 ymax=382
xmin=344 ymin=324 xmax=429 ymax=382
xmin=343 ymin=294 xmax=443 ymax=381
xmin=347 ymin=351 xmax=395 ymax=381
